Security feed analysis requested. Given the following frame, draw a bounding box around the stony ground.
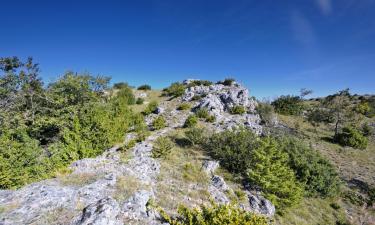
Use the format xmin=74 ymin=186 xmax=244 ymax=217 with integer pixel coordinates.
xmin=0 ymin=81 xmax=272 ymax=225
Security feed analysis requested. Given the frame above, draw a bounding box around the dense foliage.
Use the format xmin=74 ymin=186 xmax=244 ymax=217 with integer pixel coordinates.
xmin=334 ymin=126 xmax=368 ymax=149
xmin=272 ymin=95 xmax=304 ymax=115
xmin=143 ymin=101 xmax=158 ymax=115
xmin=163 ymin=82 xmax=186 ymax=98
xmin=278 ymin=137 xmax=341 ymax=197
xmin=230 ymin=105 xmax=246 ymax=115
xmin=152 ymin=116 xmax=167 ymax=130
xmin=137 ymin=84 xmax=151 ymax=90
xmin=0 ymin=57 xmax=136 ymax=189
xmin=218 ymin=78 xmax=235 ymax=86
xmin=186 ymin=80 xmax=213 ymax=87
xmin=184 ymin=115 xmax=198 ymax=128
xmin=152 ymin=136 xmax=174 ymax=158
xmin=157 ymin=202 xmax=268 ymax=225
xmin=256 ymin=102 xmax=275 ymax=125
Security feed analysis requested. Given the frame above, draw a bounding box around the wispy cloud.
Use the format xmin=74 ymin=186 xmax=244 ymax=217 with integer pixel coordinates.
xmin=290 ymin=10 xmax=316 ymax=47
xmin=316 ymin=0 xmax=332 ymax=15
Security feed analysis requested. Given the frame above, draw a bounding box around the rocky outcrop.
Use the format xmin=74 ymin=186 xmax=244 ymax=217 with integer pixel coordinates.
xmin=182 ymin=81 xmax=262 ymax=134
xmin=76 ymin=197 xmax=121 ymax=225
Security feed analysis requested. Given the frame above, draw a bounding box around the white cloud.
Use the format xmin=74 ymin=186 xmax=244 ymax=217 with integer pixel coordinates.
xmin=316 ymin=0 xmax=332 ymax=15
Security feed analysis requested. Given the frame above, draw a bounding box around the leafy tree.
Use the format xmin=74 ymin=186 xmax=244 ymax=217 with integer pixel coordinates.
xmin=247 ymin=138 xmax=304 ymax=210
xmin=323 ymin=89 xmax=353 ymax=136
xmin=299 ymin=88 xmax=313 ymax=99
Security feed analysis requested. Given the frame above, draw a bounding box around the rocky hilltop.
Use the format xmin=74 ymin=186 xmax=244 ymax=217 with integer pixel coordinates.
xmin=0 ymin=80 xmax=273 ymax=225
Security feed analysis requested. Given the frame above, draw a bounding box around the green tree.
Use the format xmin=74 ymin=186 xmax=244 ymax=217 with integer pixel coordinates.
xmin=247 ymin=138 xmax=303 ymax=210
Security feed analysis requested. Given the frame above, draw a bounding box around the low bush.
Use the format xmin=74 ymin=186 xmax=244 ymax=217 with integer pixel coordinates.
xmin=177 ymin=103 xmax=191 ymax=110
xmin=156 ymin=202 xmax=268 ymax=225
xmin=206 ymin=115 xmax=216 ymax=123
xmin=162 ymin=82 xmax=185 ymax=98
xmin=184 ymin=115 xmax=198 ymax=128
xmin=307 ymin=108 xmax=335 ymax=124
xmin=195 ymin=108 xmax=210 ymax=119
xmin=272 ymin=95 xmax=304 ymax=115
xmin=143 ymin=101 xmax=158 ymax=115
xmin=136 ymin=98 xmax=144 ymax=105
xmin=191 ymin=95 xmax=203 ymax=101
xmin=187 ymin=80 xmax=213 ymax=87
xmin=256 ymin=102 xmax=276 ymax=125
xmin=152 ymin=116 xmax=167 ymax=130
xmin=278 ymin=137 xmax=341 ymax=197
xmin=185 ymin=127 xmax=207 ymax=146
xmin=204 ymin=128 xmax=258 ymax=174
xmin=152 ymin=136 xmax=174 ymax=158
xmin=230 ymin=105 xmax=246 ymax=115
xmin=334 ymin=126 xmax=368 ymax=149
xmin=137 ymin=84 xmax=151 ymax=90
xmin=218 ymin=78 xmax=235 ymax=86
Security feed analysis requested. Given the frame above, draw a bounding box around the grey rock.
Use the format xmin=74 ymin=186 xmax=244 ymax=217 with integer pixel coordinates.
xmin=211 ymin=175 xmax=229 ymax=191
xmin=202 ymin=160 xmax=219 ymax=175
xmin=76 ymin=197 xmax=121 ymax=225
xmin=122 ymin=190 xmax=153 ymax=220
xmin=155 ymin=107 xmax=164 ymax=114
xmin=247 ymin=192 xmax=275 ymax=217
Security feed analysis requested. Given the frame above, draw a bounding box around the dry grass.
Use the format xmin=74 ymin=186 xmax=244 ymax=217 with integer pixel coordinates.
xmin=59 ymin=172 xmax=101 ymax=187
xmin=131 ymin=89 xmax=166 ymax=113
xmin=31 ymin=207 xmax=78 ymax=225
xmin=112 ymin=175 xmax=149 ymax=203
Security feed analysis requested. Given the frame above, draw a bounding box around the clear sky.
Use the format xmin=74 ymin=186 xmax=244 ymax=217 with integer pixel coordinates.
xmin=1 ymin=0 xmax=374 ymax=98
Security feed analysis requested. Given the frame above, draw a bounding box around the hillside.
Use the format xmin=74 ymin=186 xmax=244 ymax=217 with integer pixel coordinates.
xmin=1 ymin=62 xmax=375 ymax=225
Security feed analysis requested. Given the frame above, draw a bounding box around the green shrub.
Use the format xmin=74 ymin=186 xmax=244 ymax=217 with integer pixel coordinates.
xmin=206 ymin=115 xmax=216 ymax=123
xmin=152 ymin=116 xmax=167 ymax=130
xmin=137 ymin=84 xmax=151 ymax=90
xmin=334 ymin=126 xmax=368 ymax=149
xmin=115 ymin=85 xmax=135 ymax=105
xmin=187 ymin=80 xmax=213 ymax=87
xmin=218 ymin=78 xmax=235 ymax=86
xmin=136 ymin=98 xmax=144 ymax=105
xmin=342 ymin=190 xmax=366 ymax=206
xmin=143 ymin=101 xmax=158 ymax=115
xmin=278 ymin=137 xmax=341 ymax=197
xmin=177 ymin=103 xmax=191 ymax=110
xmin=184 ymin=115 xmax=198 ymax=128
xmin=355 ymin=101 xmax=371 ymax=116
xmin=152 ymin=136 xmax=174 ymax=158
xmin=185 ymin=128 xmax=207 ymax=146
xmin=272 ymin=95 xmax=304 ymax=115
xmin=191 ymin=95 xmax=203 ymax=101
xmin=307 ymin=107 xmax=335 ymax=124
xmin=247 ymin=138 xmax=304 ymax=210
xmin=157 ymin=202 xmax=268 ymax=225
xmin=163 ymin=82 xmax=186 ymax=98
xmin=230 ymin=105 xmax=246 ymax=115
xmin=195 ymin=108 xmax=210 ymax=119
xmin=330 ymin=202 xmax=341 ymax=210
xmin=256 ymin=102 xmax=276 ymax=125
xmin=113 ymin=82 xmax=130 ymax=89
xmin=204 ymin=128 xmax=258 ymax=174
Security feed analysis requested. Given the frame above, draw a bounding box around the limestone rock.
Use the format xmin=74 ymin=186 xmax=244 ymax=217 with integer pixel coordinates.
xmin=202 ymin=160 xmax=219 ymax=175
xmin=76 ymin=197 xmax=121 ymax=225
xmin=122 ymin=190 xmax=153 ymax=220
xmin=247 ymin=192 xmax=275 ymax=217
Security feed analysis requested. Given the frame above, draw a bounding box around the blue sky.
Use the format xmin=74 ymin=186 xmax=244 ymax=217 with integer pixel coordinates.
xmin=1 ymin=0 xmax=374 ymax=98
